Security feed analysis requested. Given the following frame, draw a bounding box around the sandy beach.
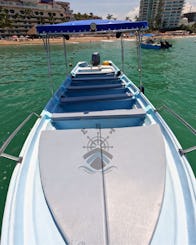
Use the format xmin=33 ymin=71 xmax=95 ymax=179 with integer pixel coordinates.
xmin=0 ymin=36 xmax=120 ymax=46
xmin=0 ymin=34 xmax=195 ymax=46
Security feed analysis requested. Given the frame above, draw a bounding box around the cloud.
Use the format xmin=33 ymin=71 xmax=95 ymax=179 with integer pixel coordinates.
xmin=183 ymin=2 xmax=196 ymax=13
xmin=126 ymin=6 xmax=139 ymax=21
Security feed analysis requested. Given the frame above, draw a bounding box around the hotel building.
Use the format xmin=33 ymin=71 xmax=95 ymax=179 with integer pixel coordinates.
xmin=139 ymin=0 xmax=185 ymax=29
xmin=0 ymin=0 xmax=73 ymax=37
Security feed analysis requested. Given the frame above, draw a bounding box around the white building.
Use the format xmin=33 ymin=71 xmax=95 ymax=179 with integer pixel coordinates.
xmin=139 ymin=0 xmax=185 ymax=29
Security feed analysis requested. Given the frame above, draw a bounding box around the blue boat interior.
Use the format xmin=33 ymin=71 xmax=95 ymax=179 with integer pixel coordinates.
xmin=45 ymin=60 xmax=147 ymax=130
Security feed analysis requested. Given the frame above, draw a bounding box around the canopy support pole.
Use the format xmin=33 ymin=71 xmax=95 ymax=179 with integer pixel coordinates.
xmin=63 ymin=36 xmax=68 ymax=75
xmin=136 ymin=30 xmax=144 ymax=93
xmin=42 ymin=36 xmax=54 ymax=96
xmin=120 ymin=35 xmax=125 ymax=73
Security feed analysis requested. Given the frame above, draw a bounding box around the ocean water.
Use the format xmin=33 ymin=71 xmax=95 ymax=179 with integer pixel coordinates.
xmin=0 ymin=37 xmax=195 ymax=230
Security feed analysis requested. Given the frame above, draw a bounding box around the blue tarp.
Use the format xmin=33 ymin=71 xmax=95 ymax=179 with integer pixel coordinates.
xmin=143 ymin=33 xmax=155 ymax=37
xmin=36 ymin=19 xmax=148 ymax=35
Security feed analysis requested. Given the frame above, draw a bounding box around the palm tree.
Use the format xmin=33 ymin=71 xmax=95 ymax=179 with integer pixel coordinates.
xmin=74 ymin=12 xmax=82 ymax=20
xmin=106 ymin=14 xmax=113 ymax=20
xmin=89 ymin=12 xmax=93 ymax=19
xmin=83 ymin=13 xmax=88 ymax=19
xmin=24 ymin=8 xmax=33 ymax=18
xmin=48 ymin=12 xmax=55 ymax=24
xmin=0 ymin=9 xmax=12 ymax=28
xmin=154 ymin=0 xmax=164 ymax=30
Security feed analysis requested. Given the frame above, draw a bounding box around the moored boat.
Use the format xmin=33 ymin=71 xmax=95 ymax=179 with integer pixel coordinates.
xmin=0 ymin=19 xmax=195 ymax=245
xmin=141 ymin=40 xmax=172 ymax=49
xmin=141 ymin=33 xmax=172 ymax=49
xmin=141 ymin=42 xmax=162 ymax=49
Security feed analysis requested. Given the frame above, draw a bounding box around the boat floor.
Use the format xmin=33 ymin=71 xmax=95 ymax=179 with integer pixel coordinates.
xmin=39 ymin=124 xmax=166 ymax=244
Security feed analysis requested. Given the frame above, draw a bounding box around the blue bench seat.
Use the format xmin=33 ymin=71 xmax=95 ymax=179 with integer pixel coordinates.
xmin=60 ymin=93 xmax=132 ymax=103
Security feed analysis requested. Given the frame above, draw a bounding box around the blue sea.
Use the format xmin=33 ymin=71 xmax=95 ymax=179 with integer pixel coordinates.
xmin=0 ymin=37 xmax=195 ymax=230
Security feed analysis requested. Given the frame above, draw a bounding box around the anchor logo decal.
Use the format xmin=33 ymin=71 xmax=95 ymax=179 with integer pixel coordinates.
xmin=80 ymin=128 xmax=115 ymax=173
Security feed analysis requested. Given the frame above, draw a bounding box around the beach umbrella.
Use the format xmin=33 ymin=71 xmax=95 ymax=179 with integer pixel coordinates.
xmin=11 ymin=35 xmax=18 ymax=41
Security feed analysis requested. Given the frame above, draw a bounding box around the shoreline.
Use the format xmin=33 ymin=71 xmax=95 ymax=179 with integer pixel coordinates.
xmin=0 ymin=36 xmax=118 ymax=46
xmin=0 ymin=34 xmax=195 ymax=46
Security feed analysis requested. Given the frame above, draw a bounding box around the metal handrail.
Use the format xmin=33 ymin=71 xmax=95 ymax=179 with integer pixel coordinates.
xmin=179 ymin=146 xmax=196 ymax=155
xmin=0 ymin=112 xmax=41 ymax=163
xmin=157 ymin=104 xmax=196 ymax=135
xmin=157 ymin=104 xmax=196 ymax=155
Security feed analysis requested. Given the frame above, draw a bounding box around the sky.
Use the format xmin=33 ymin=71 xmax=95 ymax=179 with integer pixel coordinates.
xmin=62 ymin=0 xmax=196 ymax=20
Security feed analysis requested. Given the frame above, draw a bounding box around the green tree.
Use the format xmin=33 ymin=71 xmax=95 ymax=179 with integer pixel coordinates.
xmin=73 ymin=12 xmax=101 ymax=20
xmin=83 ymin=13 xmax=88 ymax=19
xmin=179 ymin=23 xmax=196 ymax=34
xmin=74 ymin=12 xmax=82 ymax=20
xmin=106 ymin=14 xmax=113 ymax=20
xmin=48 ymin=12 xmax=55 ymax=24
xmin=191 ymin=23 xmax=196 ymax=33
xmin=0 ymin=9 xmax=12 ymax=28
xmin=154 ymin=0 xmax=164 ymax=30
xmin=89 ymin=12 xmax=93 ymax=19
xmin=24 ymin=8 xmax=33 ymax=18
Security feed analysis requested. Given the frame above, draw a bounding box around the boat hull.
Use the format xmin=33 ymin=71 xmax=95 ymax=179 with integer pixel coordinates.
xmin=141 ymin=43 xmax=161 ymax=49
xmin=1 ymin=60 xmax=196 ymax=245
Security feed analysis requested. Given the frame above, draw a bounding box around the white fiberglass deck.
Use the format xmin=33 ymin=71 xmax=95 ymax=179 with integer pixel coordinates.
xmin=39 ymin=124 xmax=166 ymax=244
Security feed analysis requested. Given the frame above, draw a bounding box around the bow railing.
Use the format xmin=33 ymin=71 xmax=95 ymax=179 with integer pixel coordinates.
xmin=0 ymin=112 xmax=41 ymax=163
xmin=157 ymin=104 xmax=196 ymax=155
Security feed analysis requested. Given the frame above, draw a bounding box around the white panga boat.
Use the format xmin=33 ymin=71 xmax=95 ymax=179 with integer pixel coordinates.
xmin=0 ymin=20 xmax=196 ymax=245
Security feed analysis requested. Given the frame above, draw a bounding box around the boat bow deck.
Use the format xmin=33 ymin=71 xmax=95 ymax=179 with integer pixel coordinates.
xmin=39 ymin=124 xmax=166 ymax=244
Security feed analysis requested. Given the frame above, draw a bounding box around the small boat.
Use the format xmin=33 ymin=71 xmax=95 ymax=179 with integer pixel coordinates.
xmin=1 ymin=20 xmax=195 ymax=245
xmin=141 ymin=40 xmax=172 ymax=49
xmin=141 ymin=34 xmax=172 ymax=49
xmin=141 ymin=42 xmax=162 ymax=49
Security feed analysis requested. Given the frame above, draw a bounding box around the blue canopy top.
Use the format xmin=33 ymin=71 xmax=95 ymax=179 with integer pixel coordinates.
xmin=36 ymin=19 xmax=148 ymax=35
